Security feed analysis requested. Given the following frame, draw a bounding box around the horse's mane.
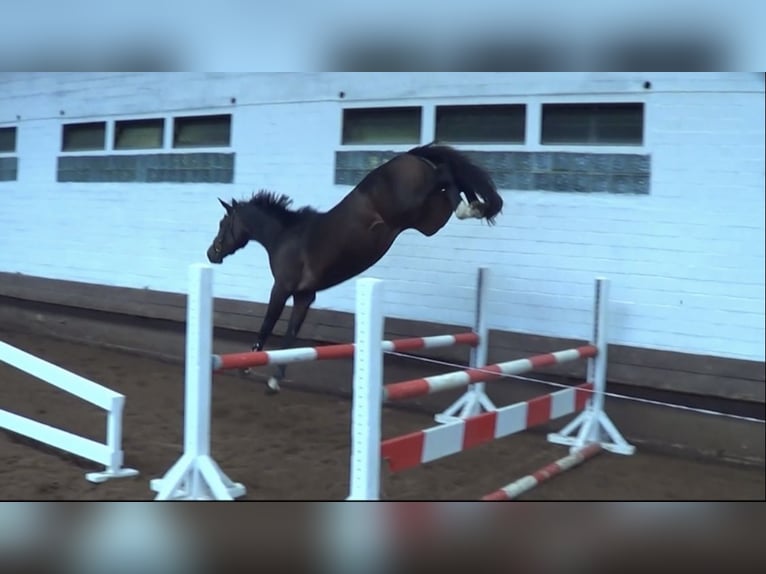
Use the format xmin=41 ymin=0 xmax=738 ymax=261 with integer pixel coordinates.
xmin=237 ymin=189 xmax=319 ymax=226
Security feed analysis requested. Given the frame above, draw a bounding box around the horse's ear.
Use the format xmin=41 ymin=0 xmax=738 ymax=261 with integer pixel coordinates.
xmin=218 ymin=198 xmax=232 ymax=213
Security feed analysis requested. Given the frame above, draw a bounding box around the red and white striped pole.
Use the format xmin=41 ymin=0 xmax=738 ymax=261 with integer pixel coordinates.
xmin=212 ymin=332 xmax=479 ymax=371
xmin=380 ymin=382 xmax=594 ymax=473
xmin=481 ymin=443 xmax=603 ymax=500
xmin=383 ymin=346 xmax=597 ymax=401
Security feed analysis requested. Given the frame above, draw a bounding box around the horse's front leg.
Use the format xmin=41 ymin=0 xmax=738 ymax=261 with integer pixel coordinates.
xmin=240 ymin=284 xmax=290 ymax=375
xmin=266 ymin=290 xmax=316 ymax=394
xmin=252 ymin=284 xmax=290 ymax=352
xmin=242 ymin=285 xmax=288 ymax=376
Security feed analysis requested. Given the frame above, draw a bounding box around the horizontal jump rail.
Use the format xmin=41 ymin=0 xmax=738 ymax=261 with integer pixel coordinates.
xmin=0 ymin=407 xmax=115 ymax=466
xmin=0 ymin=341 xmax=124 ymax=410
xmin=0 ymin=340 xmax=138 ymax=483
xmin=383 ymin=345 xmax=597 ymax=401
xmin=481 ymin=443 xmax=603 ymax=500
xmin=381 ymin=382 xmax=594 ymax=472
xmin=213 ymin=332 xmax=479 ymax=371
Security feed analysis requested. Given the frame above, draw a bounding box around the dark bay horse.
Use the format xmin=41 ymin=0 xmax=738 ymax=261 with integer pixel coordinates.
xmin=206 ymin=143 xmax=502 ymax=393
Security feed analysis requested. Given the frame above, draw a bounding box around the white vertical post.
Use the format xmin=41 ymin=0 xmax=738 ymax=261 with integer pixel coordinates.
xmin=471 ymin=267 xmax=489 ymax=376
xmin=106 ymin=397 xmax=124 ymax=468
xmin=591 ymin=277 xmax=608 ymax=414
xmin=186 ymin=263 xmax=214 ymax=459
xmin=434 ymin=267 xmax=496 ymax=423
xmin=547 ymin=276 xmax=635 ymax=456
xmin=150 ymin=263 xmax=246 ymax=499
xmin=470 ymin=267 xmax=496 ymax=413
xmin=347 ymin=278 xmax=385 ymax=500
xmin=86 ymin=390 xmax=138 ymax=482
xmin=571 ymin=277 xmax=607 ymax=445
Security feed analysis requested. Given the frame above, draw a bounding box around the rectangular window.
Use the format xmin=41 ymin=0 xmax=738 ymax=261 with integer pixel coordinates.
xmin=541 ymin=103 xmax=644 ymax=146
xmin=114 ymin=118 xmax=164 ymax=150
xmin=0 ymin=126 xmax=16 ymax=153
xmin=62 ymin=121 xmax=106 ymax=151
xmin=435 ymin=104 xmax=526 ymax=144
xmin=173 ymin=114 xmax=231 ymax=148
xmin=342 ymin=107 xmax=421 ymax=145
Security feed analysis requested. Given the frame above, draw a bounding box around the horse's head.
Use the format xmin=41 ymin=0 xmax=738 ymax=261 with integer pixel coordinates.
xmin=207 ymin=198 xmax=251 ymax=264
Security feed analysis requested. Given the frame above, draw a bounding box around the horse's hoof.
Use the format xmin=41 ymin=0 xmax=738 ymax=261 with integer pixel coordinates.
xmin=266 ymin=377 xmax=281 ymax=394
xmin=468 ymin=201 xmax=485 ymax=218
xmin=455 ymin=201 xmax=484 ymax=220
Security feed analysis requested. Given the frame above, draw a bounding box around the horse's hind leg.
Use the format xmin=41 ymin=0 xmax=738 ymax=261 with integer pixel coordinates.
xmin=434 ymin=164 xmax=484 ymax=220
xmin=266 ymin=290 xmax=316 ymax=394
xmin=454 ymin=199 xmax=485 ymax=220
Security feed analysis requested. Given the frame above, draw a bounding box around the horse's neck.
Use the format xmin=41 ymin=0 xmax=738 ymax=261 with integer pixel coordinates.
xmin=244 ymin=212 xmax=285 ymax=253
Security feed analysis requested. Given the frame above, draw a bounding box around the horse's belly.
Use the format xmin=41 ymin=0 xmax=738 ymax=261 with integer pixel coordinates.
xmin=310 ymin=257 xmax=381 ymax=291
xmin=308 ymin=236 xmax=396 ymax=291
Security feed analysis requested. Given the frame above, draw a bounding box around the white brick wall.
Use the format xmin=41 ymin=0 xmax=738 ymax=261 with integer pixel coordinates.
xmin=0 ymin=73 xmax=763 ymax=361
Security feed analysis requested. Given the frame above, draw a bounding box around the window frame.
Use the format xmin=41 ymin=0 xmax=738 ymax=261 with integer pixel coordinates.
xmin=340 ymin=105 xmax=423 ymax=146
xmin=0 ymin=126 xmax=17 ymax=154
xmin=172 ymin=113 xmax=232 ymax=149
xmin=113 ymin=117 xmax=166 ymax=150
xmin=434 ymin=103 xmax=527 ymax=145
xmin=540 ymin=102 xmax=645 ymax=147
xmin=58 ymin=112 xmax=234 ymax=155
xmin=61 ymin=121 xmax=108 ymax=153
xmin=334 ymin=97 xmax=650 ymax=194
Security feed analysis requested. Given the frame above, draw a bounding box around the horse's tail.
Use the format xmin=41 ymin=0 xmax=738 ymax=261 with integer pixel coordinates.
xmin=407 ymin=143 xmax=503 ymax=225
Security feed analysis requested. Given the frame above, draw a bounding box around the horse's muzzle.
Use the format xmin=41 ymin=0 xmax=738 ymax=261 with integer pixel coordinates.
xmin=206 ymin=247 xmax=223 ymax=264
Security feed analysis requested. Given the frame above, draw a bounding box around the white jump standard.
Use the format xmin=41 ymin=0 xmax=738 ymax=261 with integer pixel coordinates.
xmin=547 ymin=278 xmax=635 ymax=456
xmin=434 ymin=267 xmax=495 ymax=422
xmin=152 ymin=263 xmax=633 ymax=500
xmin=151 ymin=264 xmax=488 ymax=500
xmin=150 ymin=264 xmax=245 ymax=500
xmin=348 ymin=275 xmax=635 ymax=501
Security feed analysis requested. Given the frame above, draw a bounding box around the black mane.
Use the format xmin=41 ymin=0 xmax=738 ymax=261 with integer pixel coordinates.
xmin=237 ymin=190 xmax=319 ymax=226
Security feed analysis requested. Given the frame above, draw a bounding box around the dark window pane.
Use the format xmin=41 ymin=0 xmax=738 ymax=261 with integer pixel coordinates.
xmin=115 ymin=118 xmax=164 ymax=150
xmin=0 ymin=127 xmax=16 ymax=153
xmin=436 ymin=104 xmax=525 ymax=143
xmin=542 ymin=103 xmax=644 ymax=145
xmin=62 ymin=122 xmax=106 ymax=151
xmin=342 ymin=107 xmax=421 ymax=144
xmin=173 ymin=114 xmax=231 ymax=148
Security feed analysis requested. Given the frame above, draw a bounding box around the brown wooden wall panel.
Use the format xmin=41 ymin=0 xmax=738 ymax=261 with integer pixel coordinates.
xmin=1 ymin=271 xmax=763 ymax=403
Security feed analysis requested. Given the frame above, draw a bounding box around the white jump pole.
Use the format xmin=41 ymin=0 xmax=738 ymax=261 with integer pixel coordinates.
xmin=151 ymin=263 xmax=246 ymax=500
xmin=434 ymin=267 xmax=496 ymax=423
xmin=547 ymin=277 xmax=636 ymax=455
xmin=347 ymin=277 xmax=385 ymax=500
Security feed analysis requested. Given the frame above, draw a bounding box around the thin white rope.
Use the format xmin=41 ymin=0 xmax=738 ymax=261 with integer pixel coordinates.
xmin=384 ymin=350 xmax=766 ymax=425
